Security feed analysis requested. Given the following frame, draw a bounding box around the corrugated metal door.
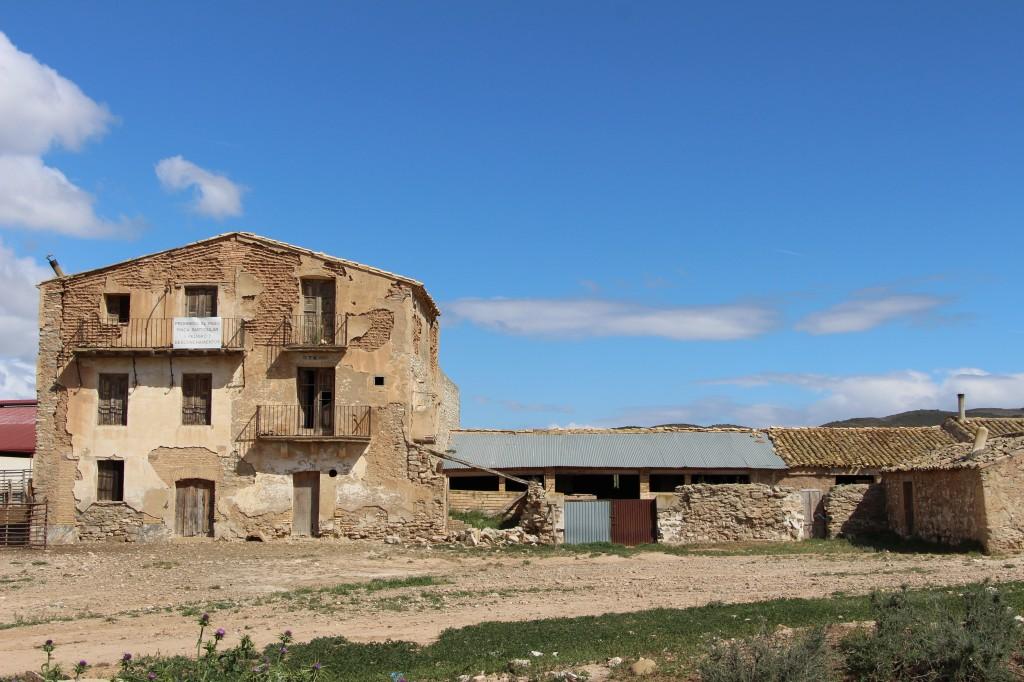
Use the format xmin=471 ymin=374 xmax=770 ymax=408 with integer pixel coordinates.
xmin=611 ymin=499 xmax=656 ymax=545
xmin=564 ymin=500 xmax=611 ymax=544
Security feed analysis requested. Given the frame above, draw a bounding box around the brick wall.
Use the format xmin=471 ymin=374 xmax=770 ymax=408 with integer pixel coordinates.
xmin=449 ymin=490 xmax=524 ymax=515
xmin=658 ymin=484 xmax=805 ymax=544
xmin=823 ymin=484 xmax=887 ymax=538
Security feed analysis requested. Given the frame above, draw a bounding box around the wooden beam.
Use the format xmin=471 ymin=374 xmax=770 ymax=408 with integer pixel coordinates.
xmin=423 ymin=447 xmax=532 ymax=486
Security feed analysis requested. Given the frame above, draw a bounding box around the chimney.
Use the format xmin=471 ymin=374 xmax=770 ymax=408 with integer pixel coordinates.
xmin=46 ymin=255 xmax=65 ymax=278
xmin=957 ymin=393 xmax=966 ymax=421
xmin=972 ymin=425 xmax=989 ymax=453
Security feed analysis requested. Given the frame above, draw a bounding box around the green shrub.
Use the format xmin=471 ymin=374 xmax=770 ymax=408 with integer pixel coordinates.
xmin=842 ymin=583 xmax=1022 ymax=681
xmin=698 ymin=625 xmax=836 ymax=682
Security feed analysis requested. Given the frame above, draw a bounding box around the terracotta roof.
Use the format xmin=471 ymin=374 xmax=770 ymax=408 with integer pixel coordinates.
xmin=885 ymin=434 xmax=1024 ymax=472
xmin=767 ymin=427 xmax=957 ymax=469
xmin=0 ymin=400 xmax=36 ymax=454
xmin=941 ymin=417 xmax=1024 ymax=442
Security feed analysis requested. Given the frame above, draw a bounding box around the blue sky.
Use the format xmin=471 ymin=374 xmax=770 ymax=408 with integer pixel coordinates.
xmin=1 ymin=3 xmax=1022 ymax=426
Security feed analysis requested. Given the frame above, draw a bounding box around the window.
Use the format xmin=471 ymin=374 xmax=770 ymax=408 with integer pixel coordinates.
xmin=836 ymin=475 xmax=875 ymax=485
xmin=300 ymin=279 xmax=336 ymax=344
xmin=448 ymin=475 xmax=499 ymax=491
xmin=97 ymin=460 xmax=124 ymax=501
xmin=182 ymin=373 xmax=213 ymax=425
xmin=97 ymin=374 xmax=129 ymax=426
xmin=691 ymin=474 xmax=750 ymax=484
xmin=373 ymin=376 xmax=385 ymax=387
xmin=650 ymin=474 xmax=688 ymax=492
xmin=185 ymin=287 xmax=217 ymax=317
xmin=104 ymin=294 xmax=130 ymax=324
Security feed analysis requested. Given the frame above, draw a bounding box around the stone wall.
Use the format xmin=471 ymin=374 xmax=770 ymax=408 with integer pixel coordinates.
xmin=658 ymin=484 xmax=805 ymax=544
xmin=76 ymin=503 xmax=149 ymax=541
xmin=519 ymin=483 xmax=560 ymax=544
xmin=980 ymin=456 xmax=1024 ymax=553
xmin=883 ymin=469 xmax=986 ymax=549
xmin=823 ymin=484 xmax=887 ymax=538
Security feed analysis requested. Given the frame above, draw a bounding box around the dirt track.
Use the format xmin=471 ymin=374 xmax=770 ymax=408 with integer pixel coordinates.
xmin=1 ymin=540 xmax=1021 ymax=675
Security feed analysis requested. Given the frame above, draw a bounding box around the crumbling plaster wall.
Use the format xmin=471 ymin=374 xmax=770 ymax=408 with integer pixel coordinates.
xmin=35 ymin=235 xmax=451 ymax=542
xmin=883 ymin=469 xmax=987 ymax=549
xmin=657 ymin=484 xmax=805 ymax=544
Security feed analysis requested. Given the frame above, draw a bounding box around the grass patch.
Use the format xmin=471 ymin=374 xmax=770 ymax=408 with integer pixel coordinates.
xmin=448 ymin=509 xmax=512 ymax=530
xmin=157 ymin=580 xmax=1024 ymax=681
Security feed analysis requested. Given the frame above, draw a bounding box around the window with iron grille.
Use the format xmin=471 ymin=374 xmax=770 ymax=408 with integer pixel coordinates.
xmin=104 ymin=294 xmax=130 ymax=324
xmin=97 ymin=460 xmax=124 ymax=501
xmin=98 ymin=373 xmax=129 ymax=426
xmin=182 ymin=373 xmax=212 ymax=425
xmin=185 ymin=286 xmax=218 ymax=317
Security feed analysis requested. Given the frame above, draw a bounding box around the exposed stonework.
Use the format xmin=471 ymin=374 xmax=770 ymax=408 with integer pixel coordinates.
xmin=518 ymin=482 xmax=559 ymax=544
xmin=35 ymin=233 xmax=458 ymax=543
xmin=823 ymin=484 xmax=887 ymax=538
xmin=657 ymin=484 xmax=805 ymax=544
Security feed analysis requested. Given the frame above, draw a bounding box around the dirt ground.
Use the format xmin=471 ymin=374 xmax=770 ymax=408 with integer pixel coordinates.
xmin=1 ymin=540 xmax=1022 ymax=676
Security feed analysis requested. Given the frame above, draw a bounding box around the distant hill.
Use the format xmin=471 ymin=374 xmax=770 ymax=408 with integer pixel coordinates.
xmin=822 ymin=407 xmax=1024 ymax=428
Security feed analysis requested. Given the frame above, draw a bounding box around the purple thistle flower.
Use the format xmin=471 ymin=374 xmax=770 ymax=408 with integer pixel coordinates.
xmin=78 ymin=660 xmax=88 ymax=667
xmin=45 ymin=639 xmax=53 ymax=646
xmin=147 ymin=673 xmax=156 ymax=681
xmin=122 ymin=652 xmax=133 ymax=662
xmin=312 ymin=662 xmax=322 ymax=670
xmin=280 ymin=646 xmax=288 ymax=655
xmin=199 ymin=612 xmax=210 ymax=626
xmin=284 ymin=629 xmax=292 ymax=638
xmin=214 ymin=628 xmax=226 ymax=640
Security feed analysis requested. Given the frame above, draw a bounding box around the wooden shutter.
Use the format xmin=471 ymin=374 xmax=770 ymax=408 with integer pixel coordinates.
xmin=97 ymin=460 xmax=124 ymax=501
xmin=98 ymin=374 xmax=128 ymax=425
xmin=182 ymin=374 xmax=212 ymax=425
xmin=185 ymin=287 xmax=217 ymax=317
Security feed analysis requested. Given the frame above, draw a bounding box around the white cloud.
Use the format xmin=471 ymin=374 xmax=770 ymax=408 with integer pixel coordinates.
xmin=0 ymin=358 xmax=36 ymax=398
xmin=155 ymin=156 xmax=245 ymax=219
xmin=0 ymin=31 xmax=122 ymax=237
xmin=447 ymin=298 xmax=777 ymax=341
xmin=796 ymin=294 xmax=944 ymax=335
xmin=703 ymin=368 xmax=1024 ymax=426
xmin=0 ymin=239 xmax=49 ymax=398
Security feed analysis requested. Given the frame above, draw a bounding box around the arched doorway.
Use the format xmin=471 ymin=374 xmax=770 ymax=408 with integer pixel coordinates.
xmin=175 ymin=479 xmax=215 ymax=537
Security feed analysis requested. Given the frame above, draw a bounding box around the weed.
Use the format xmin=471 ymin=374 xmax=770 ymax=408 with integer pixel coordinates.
xmin=699 ymin=625 xmax=836 ymax=682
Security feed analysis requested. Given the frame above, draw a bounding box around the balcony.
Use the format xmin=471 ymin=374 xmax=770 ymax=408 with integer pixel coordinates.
xmin=277 ymin=314 xmax=348 ymax=350
xmin=70 ymin=317 xmax=246 ymax=355
xmin=255 ymin=404 xmax=373 ymax=442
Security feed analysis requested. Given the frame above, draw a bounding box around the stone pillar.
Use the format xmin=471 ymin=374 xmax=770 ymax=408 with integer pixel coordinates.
xmin=543 ymin=469 xmax=555 ymax=492
xmin=639 ymin=470 xmax=650 ymax=497
xmin=497 ymin=476 xmax=506 ymax=492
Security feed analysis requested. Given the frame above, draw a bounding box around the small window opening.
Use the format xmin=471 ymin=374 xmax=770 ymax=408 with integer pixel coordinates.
xmin=97 ymin=460 xmax=125 ymax=501
xmin=691 ymin=474 xmax=751 ymax=484
xmin=836 ymin=475 xmax=875 ymax=485
xmin=448 ymin=475 xmax=499 ymax=491
xmin=328 ymin=469 xmax=338 ymax=478
xmin=182 ymin=373 xmax=213 ymax=425
xmin=98 ymin=373 xmax=129 ymax=426
xmin=105 ymin=294 xmax=131 ymax=324
xmin=373 ymin=376 xmax=385 ymax=387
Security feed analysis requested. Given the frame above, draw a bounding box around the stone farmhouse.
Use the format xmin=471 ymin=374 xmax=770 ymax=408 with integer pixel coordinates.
xmin=883 ymin=424 xmax=1024 ymax=553
xmin=33 ymin=233 xmax=459 ymax=544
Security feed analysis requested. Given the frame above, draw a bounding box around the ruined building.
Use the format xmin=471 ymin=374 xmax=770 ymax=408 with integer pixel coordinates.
xmin=34 ymin=233 xmax=459 ymax=543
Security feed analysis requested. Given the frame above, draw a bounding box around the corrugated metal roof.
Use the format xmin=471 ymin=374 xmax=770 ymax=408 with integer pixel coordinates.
xmin=445 ymin=430 xmax=786 ymax=471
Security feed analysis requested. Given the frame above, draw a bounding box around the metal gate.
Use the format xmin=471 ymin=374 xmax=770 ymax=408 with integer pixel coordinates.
xmin=0 ymin=501 xmax=47 ymax=548
xmin=611 ymin=499 xmax=656 ymax=545
xmin=564 ymin=500 xmax=611 ymax=544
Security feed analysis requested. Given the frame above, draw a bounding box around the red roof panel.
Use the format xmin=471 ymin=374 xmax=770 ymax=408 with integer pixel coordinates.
xmin=0 ymin=400 xmax=36 ymax=454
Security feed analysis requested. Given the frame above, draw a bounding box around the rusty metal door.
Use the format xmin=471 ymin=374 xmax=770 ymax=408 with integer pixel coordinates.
xmin=564 ymin=500 xmax=611 ymax=544
xmin=610 ymin=499 xmax=657 ymax=545
xmin=292 ymin=472 xmax=320 ymax=537
xmin=800 ymin=489 xmax=825 ymax=539
xmin=175 ymin=479 xmax=214 ymax=537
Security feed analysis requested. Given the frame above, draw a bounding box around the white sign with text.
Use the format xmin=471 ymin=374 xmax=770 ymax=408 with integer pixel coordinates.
xmin=173 ymin=317 xmax=222 ymax=349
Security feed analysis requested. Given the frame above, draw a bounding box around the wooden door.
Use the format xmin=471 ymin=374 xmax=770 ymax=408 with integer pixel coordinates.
xmin=292 ymin=471 xmax=320 ymax=537
xmin=800 ymin=489 xmax=825 ymax=539
xmin=175 ymin=479 xmax=214 ymax=537
xmin=301 ymin=280 xmax=335 ymax=344
xmin=903 ymin=481 xmax=915 ymax=535
xmin=298 ymin=368 xmax=334 ymax=434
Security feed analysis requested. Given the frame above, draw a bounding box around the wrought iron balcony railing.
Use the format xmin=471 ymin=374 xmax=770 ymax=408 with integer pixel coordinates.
xmin=255 ymin=404 xmax=372 ymax=440
xmin=70 ymin=317 xmax=246 ymax=352
xmin=279 ymin=314 xmax=348 ymax=348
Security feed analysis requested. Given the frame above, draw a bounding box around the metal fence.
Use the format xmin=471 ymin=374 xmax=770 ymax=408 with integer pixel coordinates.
xmin=0 ymin=501 xmax=47 ymax=549
xmin=255 ymin=404 xmax=372 ymax=439
xmin=280 ymin=314 xmax=348 ymax=347
xmin=70 ymin=317 xmax=246 ymax=350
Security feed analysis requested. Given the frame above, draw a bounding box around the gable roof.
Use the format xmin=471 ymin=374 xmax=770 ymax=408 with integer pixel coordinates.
xmin=885 ymin=434 xmax=1024 ymax=472
xmin=0 ymin=400 xmax=36 ymax=454
xmin=445 ymin=429 xmax=787 ymax=471
xmin=767 ymin=426 xmax=957 ymax=469
xmin=42 ymin=232 xmax=440 ymax=316
xmin=941 ymin=417 xmax=1024 ymax=442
